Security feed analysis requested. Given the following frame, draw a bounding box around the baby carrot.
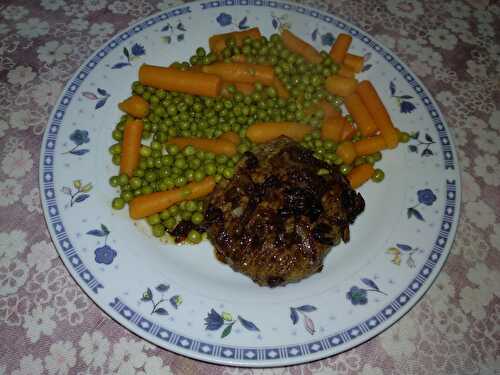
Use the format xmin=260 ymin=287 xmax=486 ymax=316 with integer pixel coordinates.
xmin=118 ymin=95 xmax=150 ymax=118
xmin=273 ymin=77 xmax=289 ymax=99
xmin=218 ymin=131 xmax=240 ymax=145
xmin=329 ymin=33 xmax=352 ymax=64
xmin=167 ymin=137 xmax=237 ymax=156
xmin=336 ymin=141 xmax=357 ymax=164
xmin=209 ymin=27 xmax=262 ymax=54
xmin=344 ymin=53 xmax=364 ymax=73
xmin=325 ymin=75 xmax=358 ymax=97
xmin=139 ymin=64 xmax=222 ymax=97
xmin=338 ymin=64 xmax=355 ymax=79
xmin=120 ymin=120 xmax=144 ymax=177
xmin=356 ymin=80 xmax=399 ymax=149
xmin=344 ymin=92 xmax=378 ymax=137
xmin=129 ymin=176 xmax=216 ymax=219
xmin=321 ymin=116 xmax=346 ymax=143
xmin=246 ymin=122 xmax=313 ymax=143
xmin=281 ymin=29 xmax=322 ymax=64
xmin=201 ymin=62 xmax=274 ymax=86
xmin=353 ymin=135 xmax=387 ymax=156
xmin=347 ymin=163 xmax=375 ymax=189
xmin=341 ymin=120 xmax=357 ymax=141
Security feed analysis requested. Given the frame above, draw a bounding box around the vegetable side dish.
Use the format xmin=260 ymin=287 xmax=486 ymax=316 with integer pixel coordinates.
xmin=107 ymin=27 xmax=409 ymax=283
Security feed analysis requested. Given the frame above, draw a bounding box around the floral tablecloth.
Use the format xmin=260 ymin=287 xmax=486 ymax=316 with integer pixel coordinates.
xmin=1 ymin=0 xmax=499 ymax=374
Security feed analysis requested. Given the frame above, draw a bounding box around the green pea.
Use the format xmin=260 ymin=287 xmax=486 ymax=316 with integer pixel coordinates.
xmin=118 ymin=174 xmax=129 ymax=186
xmin=147 ymin=213 xmax=161 ymax=225
xmin=191 ymin=212 xmax=204 ymax=225
xmin=399 ymin=131 xmax=411 ymax=143
xmin=187 ymin=229 xmax=202 ymax=244
xmin=109 ymin=176 xmax=120 ymax=187
xmin=366 ymin=155 xmax=376 ymax=165
xmin=112 ymin=154 xmax=121 ymax=166
xmin=145 ymin=171 xmax=157 ymax=182
xmin=181 ymin=210 xmax=192 ymax=221
xmin=167 ymin=205 xmax=179 ymax=217
xmin=183 ymin=145 xmax=196 ymax=156
xmin=142 ymin=185 xmax=153 ymax=195
xmin=112 ymin=129 xmax=123 ymax=141
xmin=223 ymin=167 xmax=235 ymax=179
xmin=133 ymin=169 xmax=145 ymax=178
xmin=112 ymin=197 xmax=125 ymax=210
xmin=193 ymin=169 xmax=206 ymax=182
xmin=196 ymin=47 xmax=206 ymax=57
xmin=164 ymin=218 xmax=177 ymax=230
xmin=205 ymin=162 xmax=216 ymax=175
xmin=214 ymin=174 xmax=223 ymax=183
xmin=372 ymin=151 xmax=382 ymax=162
xmin=185 ymin=169 xmax=195 ymax=181
xmin=175 ymin=176 xmax=187 ymax=187
xmin=130 ymin=177 xmax=142 ymax=190
xmin=109 ymin=143 xmax=122 ymax=155
xmin=152 ymin=224 xmax=165 ymax=237
xmin=372 ymin=169 xmax=385 ymax=182
xmin=174 ymin=157 xmax=187 ymax=169
xmin=339 ymin=164 xmax=352 ymax=175
xmin=166 ymin=144 xmax=179 ymax=155
xmin=186 ymin=200 xmax=198 ymax=212
xmin=159 ymin=210 xmax=170 ymax=220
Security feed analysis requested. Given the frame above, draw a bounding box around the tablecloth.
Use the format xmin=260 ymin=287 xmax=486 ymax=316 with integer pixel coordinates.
xmin=0 ymin=0 xmax=499 ymax=374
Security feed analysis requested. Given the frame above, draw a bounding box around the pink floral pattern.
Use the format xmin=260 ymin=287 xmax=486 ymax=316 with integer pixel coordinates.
xmin=0 ymin=0 xmax=499 ymax=373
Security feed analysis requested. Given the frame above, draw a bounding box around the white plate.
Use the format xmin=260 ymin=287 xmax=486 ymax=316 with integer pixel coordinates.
xmin=40 ymin=0 xmax=460 ymax=367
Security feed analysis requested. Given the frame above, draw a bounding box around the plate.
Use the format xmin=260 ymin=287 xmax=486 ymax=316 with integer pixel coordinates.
xmin=39 ymin=0 xmax=460 ymax=367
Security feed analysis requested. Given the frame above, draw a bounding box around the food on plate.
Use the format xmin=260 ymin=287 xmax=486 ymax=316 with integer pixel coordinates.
xmin=204 ymin=137 xmax=365 ymax=286
xmin=108 ymin=27 xmax=410 ymax=254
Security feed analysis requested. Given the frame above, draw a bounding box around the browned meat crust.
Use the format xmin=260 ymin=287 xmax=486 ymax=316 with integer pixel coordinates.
xmin=205 ymin=137 xmax=365 ymax=287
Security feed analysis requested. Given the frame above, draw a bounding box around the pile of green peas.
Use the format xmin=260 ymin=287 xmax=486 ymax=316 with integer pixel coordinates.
xmin=108 ymin=33 xmax=409 ymax=242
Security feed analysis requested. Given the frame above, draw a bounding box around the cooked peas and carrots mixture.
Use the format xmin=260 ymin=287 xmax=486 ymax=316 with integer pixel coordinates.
xmin=108 ymin=29 xmax=409 ymax=243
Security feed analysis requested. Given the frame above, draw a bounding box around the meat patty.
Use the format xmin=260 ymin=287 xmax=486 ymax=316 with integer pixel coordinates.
xmin=204 ymin=137 xmax=365 ymax=287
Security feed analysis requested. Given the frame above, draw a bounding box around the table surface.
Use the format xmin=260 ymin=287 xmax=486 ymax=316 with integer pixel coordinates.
xmin=1 ymin=0 xmax=499 ymax=374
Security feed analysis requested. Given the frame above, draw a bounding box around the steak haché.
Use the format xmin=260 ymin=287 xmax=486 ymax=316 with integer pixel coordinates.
xmin=204 ymin=137 xmax=365 ymax=287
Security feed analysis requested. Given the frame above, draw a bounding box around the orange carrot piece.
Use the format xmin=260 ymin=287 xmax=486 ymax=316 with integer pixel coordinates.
xmin=341 ymin=120 xmax=357 ymax=141
xmin=273 ymin=77 xmax=289 ymax=99
xmin=325 ymin=75 xmax=358 ymax=97
xmin=139 ymin=64 xmax=222 ymax=97
xmin=129 ymin=176 xmax=216 ymax=219
xmin=118 ymin=95 xmax=150 ymax=118
xmin=344 ymin=53 xmax=364 ymax=73
xmin=356 ymin=80 xmax=399 ymax=149
xmin=281 ymin=29 xmax=322 ymax=64
xmin=329 ymin=33 xmax=352 ymax=64
xmin=336 ymin=141 xmax=357 ymax=164
xmin=321 ymin=116 xmax=346 ymax=143
xmin=347 ymin=163 xmax=375 ymax=189
xmin=344 ymin=92 xmax=378 ymax=137
xmin=202 ymin=62 xmax=274 ymax=86
xmin=120 ymin=120 xmax=144 ymax=177
xmin=167 ymin=137 xmax=237 ymax=156
xmin=209 ymin=27 xmax=262 ymax=54
xmin=338 ymin=64 xmax=355 ymax=79
xmin=246 ymin=122 xmax=313 ymax=143
xmin=353 ymin=135 xmax=387 ymax=156
xmin=218 ymin=131 xmax=240 ymax=145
